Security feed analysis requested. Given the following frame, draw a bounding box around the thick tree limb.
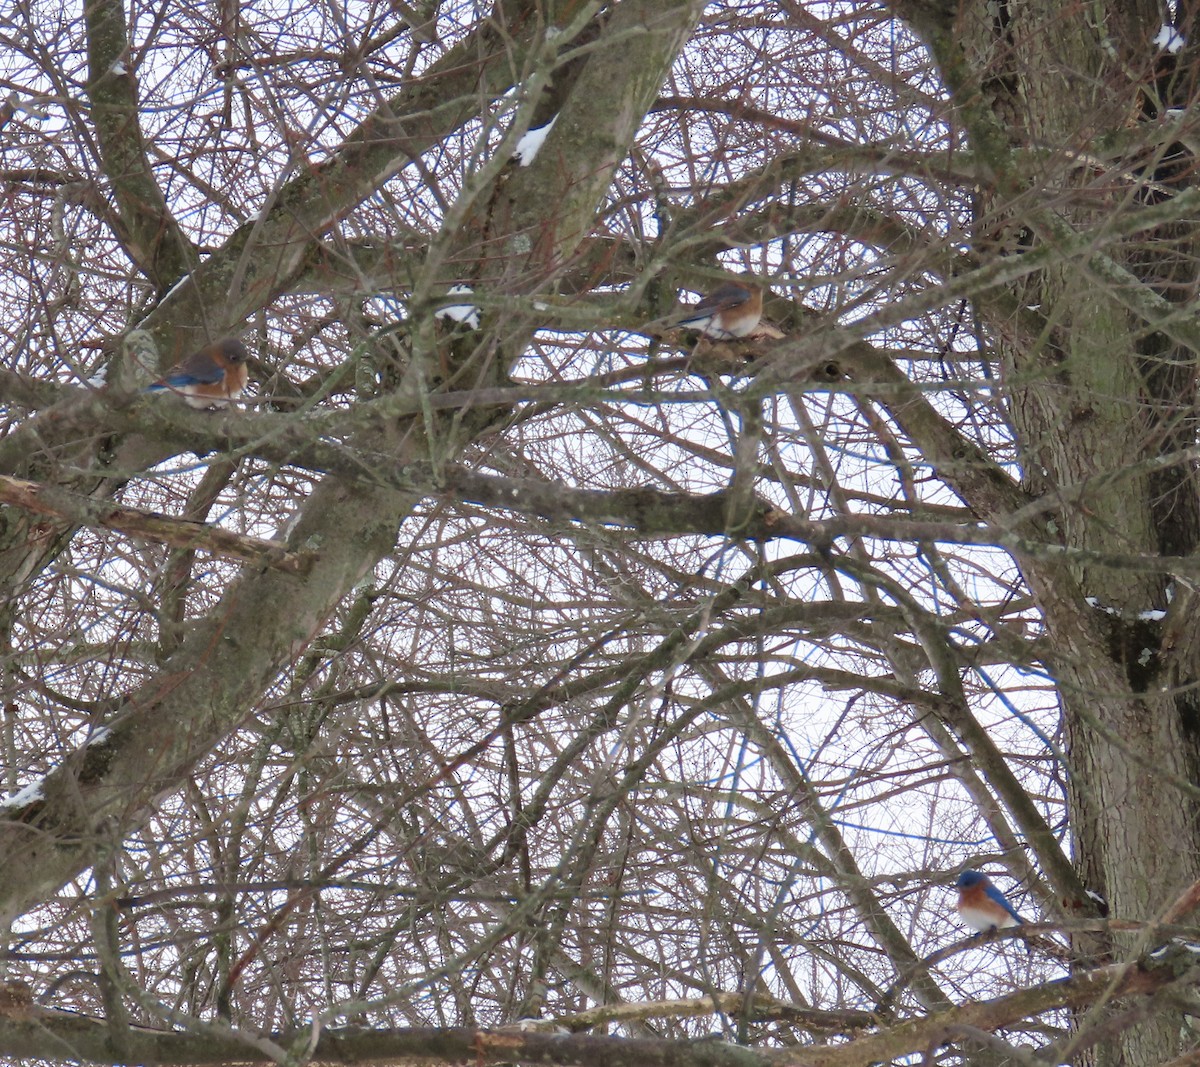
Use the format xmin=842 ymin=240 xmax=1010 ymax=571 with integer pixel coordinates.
xmin=8 ymin=380 xmax=1200 ymax=577
xmin=84 ymin=0 xmax=196 ymax=285
xmin=0 ymin=474 xmax=314 ymax=575
xmin=0 ymin=960 xmax=1182 ymax=1066
xmin=134 ymin=0 xmax=564 ymax=349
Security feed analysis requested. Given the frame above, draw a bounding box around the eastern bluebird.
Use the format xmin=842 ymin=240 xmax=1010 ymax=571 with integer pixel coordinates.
xmin=955 ymin=870 xmax=1024 ymax=933
xmin=145 ymin=338 xmax=249 ymax=408
xmin=658 ymin=276 xmax=765 ymax=339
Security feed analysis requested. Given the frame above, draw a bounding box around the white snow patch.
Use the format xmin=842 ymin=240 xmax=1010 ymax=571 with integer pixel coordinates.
xmin=505 ymin=1017 xmax=569 ymax=1034
xmin=1138 ymin=609 xmax=1166 ymax=621
xmin=1151 ymin=938 xmax=1200 ymax=957
xmin=513 ymin=116 xmax=557 ymax=167
xmin=110 ymin=60 xmax=128 ymax=75
xmin=1155 ymin=24 xmax=1185 ymax=53
xmin=87 ymin=725 xmax=112 ymax=746
xmin=0 ymin=779 xmax=45 ymax=809
xmin=436 ymin=285 xmax=480 ymax=330
xmin=161 ymin=272 xmax=193 ymax=301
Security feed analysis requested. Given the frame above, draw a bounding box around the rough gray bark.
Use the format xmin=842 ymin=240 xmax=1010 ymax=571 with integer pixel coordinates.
xmin=4 ymin=1 xmax=1200 ymax=1063
xmin=890 ymin=0 xmax=1200 ymax=1061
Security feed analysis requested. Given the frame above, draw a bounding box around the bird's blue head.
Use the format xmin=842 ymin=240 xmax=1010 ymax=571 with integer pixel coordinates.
xmin=956 ymin=870 xmax=985 ymax=889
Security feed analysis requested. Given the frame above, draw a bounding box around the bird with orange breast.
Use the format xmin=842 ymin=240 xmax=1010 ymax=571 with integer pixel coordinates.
xmin=955 ymin=869 xmax=1024 ymax=933
xmin=145 ymin=338 xmax=249 ymax=408
xmin=651 ymin=275 xmax=765 ymax=340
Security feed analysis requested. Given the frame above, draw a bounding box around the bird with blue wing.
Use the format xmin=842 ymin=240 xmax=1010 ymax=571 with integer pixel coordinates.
xmin=649 ymin=274 xmax=764 ymax=339
xmin=145 ymin=338 xmax=249 ymax=408
xmin=956 ymin=869 xmax=1024 ymax=932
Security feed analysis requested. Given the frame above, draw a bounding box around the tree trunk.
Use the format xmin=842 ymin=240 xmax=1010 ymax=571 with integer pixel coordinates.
xmin=928 ymin=1 xmax=1200 ymax=1061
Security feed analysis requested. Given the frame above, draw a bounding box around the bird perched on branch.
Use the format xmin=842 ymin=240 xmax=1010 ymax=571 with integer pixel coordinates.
xmin=650 ymin=275 xmax=764 ymax=339
xmin=145 ymin=338 xmax=249 ymax=408
xmin=955 ymin=869 xmax=1024 ymax=933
